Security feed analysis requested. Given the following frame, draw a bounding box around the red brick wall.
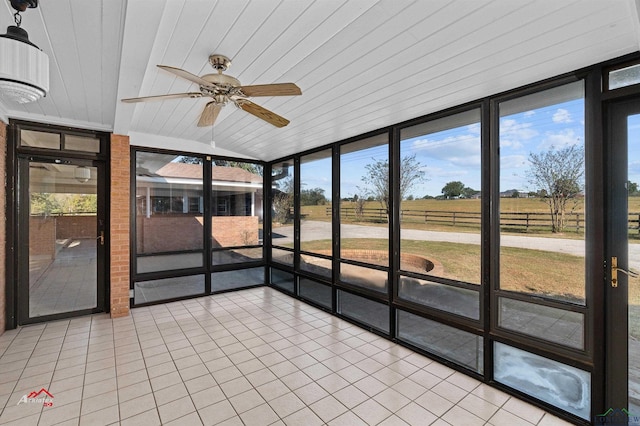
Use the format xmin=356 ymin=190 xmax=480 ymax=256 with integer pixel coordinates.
xmin=56 ymin=215 xmax=95 ymax=239
xmin=136 ymin=215 xmax=259 ymax=252
xmin=29 ymin=217 xmax=56 ymax=258
xmin=0 ymin=121 xmax=6 ymax=334
xmin=110 ymin=135 xmax=130 ymax=318
xmin=212 ymin=216 xmax=259 ymax=247
xmin=137 ymin=215 xmax=204 ymax=253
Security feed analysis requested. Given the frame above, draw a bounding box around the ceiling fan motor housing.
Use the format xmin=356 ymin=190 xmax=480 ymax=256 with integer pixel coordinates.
xmin=208 ymin=54 xmax=232 ymax=72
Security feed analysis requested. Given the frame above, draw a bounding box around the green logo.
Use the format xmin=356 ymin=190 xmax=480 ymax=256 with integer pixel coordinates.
xmin=595 ymin=408 xmax=640 ymax=425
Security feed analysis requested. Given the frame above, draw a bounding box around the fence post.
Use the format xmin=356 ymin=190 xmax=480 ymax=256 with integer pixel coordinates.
xmin=525 ymin=213 xmax=529 ymax=232
xmin=452 ymin=212 xmax=456 ymax=226
xmin=424 ymin=211 xmax=428 ymax=223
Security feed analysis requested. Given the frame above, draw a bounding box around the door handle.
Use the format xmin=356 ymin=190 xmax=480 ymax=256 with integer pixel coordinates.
xmin=97 ymin=231 xmax=104 ymax=246
xmin=611 ymin=256 xmax=639 ymax=287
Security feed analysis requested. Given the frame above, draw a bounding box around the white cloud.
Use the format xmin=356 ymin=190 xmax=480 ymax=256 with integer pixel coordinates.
xmin=537 ymin=128 xmax=582 ymax=151
xmin=410 ymin=132 xmax=481 ymax=167
xmin=552 ymin=108 xmax=572 ymax=123
xmin=499 ymin=118 xmax=536 ymax=148
xmin=500 ymin=154 xmax=528 ymax=170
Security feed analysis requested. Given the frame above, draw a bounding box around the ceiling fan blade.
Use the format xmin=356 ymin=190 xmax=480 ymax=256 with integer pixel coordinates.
xmin=240 ymin=100 xmax=290 ymax=127
xmin=121 ymin=92 xmax=202 ymax=103
xmin=198 ymin=102 xmax=222 ymax=127
xmin=157 ymin=65 xmax=212 ymax=88
xmin=239 ymin=83 xmax=301 ymax=97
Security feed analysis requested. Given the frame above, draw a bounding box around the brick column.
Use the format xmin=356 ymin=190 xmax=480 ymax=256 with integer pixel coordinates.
xmin=110 ymin=134 xmax=130 ymax=318
xmin=0 ymin=120 xmax=6 ymax=333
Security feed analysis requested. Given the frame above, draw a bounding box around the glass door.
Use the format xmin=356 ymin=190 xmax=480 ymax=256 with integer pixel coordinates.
xmin=606 ymin=99 xmax=640 ymax=422
xmin=18 ymin=156 xmax=106 ymax=323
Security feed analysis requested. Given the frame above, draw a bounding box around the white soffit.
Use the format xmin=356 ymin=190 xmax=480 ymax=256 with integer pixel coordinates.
xmin=0 ymin=0 xmax=638 ymax=161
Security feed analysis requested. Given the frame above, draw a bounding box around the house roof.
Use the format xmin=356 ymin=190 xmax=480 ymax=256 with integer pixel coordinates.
xmin=155 ymin=163 xmax=262 ymax=184
xmin=0 ymin=1 xmax=638 ymax=161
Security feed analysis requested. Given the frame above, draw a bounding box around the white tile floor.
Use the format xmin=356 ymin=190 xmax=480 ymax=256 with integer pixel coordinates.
xmin=0 ymin=287 xmax=574 ymax=426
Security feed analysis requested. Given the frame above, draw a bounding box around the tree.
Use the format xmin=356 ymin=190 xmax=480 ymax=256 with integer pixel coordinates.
xmin=272 ymin=176 xmax=293 ymax=224
xmin=462 ymin=186 xmax=478 ymax=199
xmin=441 ymin=181 xmax=465 ymax=199
xmin=214 ymin=160 xmax=263 ymax=176
xmin=300 ymin=188 xmax=328 ymax=206
xmin=360 ymin=154 xmax=426 ymax=221
xmin=629 ymin=181 xmax=639 ymax=196
xmin=527 ymin=145 xmax=584 ymax=233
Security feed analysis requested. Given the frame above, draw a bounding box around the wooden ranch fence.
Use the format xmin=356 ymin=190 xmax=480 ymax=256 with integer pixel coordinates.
xmin=328 ymin=207 xmax=640 ymax=233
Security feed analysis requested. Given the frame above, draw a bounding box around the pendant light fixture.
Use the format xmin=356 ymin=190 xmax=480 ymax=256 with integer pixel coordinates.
xmin=0 ymin=0 xmax=49 ymax=104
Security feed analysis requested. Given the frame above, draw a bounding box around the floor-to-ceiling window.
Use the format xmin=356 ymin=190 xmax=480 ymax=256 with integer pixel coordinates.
xmin=396 ymin=107 xmax=484 ymax=373
xmin=132 ymin=149 xmax=265 ymax=305
xmin=298 ymin=149 xmax=333 ymax=308
xmin=133 ymin=151 xmax=206 ymax=304
xmin=338 ymin=133 xmax=391 ymax=333
xmin=211 ymin=159 xmax=265 ymax=291
xmin=270 ymin=159 xmax=295 ymax=293
xmin=494 ymin=80 xmax=590 ymax=420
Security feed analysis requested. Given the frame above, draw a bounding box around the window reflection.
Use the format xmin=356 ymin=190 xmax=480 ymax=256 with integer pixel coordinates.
xmin=135 ymin=153 xmax=204 ymax=273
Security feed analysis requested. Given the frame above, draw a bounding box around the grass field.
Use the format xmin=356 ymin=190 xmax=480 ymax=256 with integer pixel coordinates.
xmin=298 ymin=197 xmax=640 ymax=239
xmin=299 ymin=238 xmax=585 ymax=302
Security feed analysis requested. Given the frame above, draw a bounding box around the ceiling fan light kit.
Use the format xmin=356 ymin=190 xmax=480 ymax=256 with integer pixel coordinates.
xmin=122 ymin=54 xmax=301 ymax=128
xmin=0 ymin=0 xmax=48 ymax=104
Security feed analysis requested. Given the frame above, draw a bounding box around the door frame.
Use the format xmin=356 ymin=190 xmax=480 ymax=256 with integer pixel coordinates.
xmin=604 ymin=97 xmax=640 ymax=417
xmin=6 ymin=120 xmax=110 ymax=327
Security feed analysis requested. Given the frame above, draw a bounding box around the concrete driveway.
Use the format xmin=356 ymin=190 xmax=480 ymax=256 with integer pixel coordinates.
xmin=274 ymin=220 xmax=640 ymax=269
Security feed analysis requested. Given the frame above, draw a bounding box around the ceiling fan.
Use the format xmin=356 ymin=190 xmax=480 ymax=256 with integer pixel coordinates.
xmin=121 ymin=54 xmax=301 ymax=128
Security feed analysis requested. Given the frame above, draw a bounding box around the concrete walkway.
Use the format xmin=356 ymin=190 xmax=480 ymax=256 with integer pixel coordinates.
xmin=277 ymin=220 xmax=640 ymax=269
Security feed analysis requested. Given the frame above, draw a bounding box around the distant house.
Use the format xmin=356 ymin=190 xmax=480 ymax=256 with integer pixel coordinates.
xmin=135 ymin=163 xmax=263 ymax=220
xmin=500 ymin=189 xmax=528 ymax=198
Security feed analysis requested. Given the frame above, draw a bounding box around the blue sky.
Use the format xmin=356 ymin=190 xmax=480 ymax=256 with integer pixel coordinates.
xmin=298 ymin=97 xmax=586 ymax=200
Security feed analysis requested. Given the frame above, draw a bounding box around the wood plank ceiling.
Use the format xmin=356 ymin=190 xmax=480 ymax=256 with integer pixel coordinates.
xmin=0 ymin=0 xmax=639 ymax=161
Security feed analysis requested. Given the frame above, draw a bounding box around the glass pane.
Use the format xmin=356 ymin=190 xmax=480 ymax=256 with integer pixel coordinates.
xmin=400 ymin=109 xmax=481 ymax=285
xmin=212 ymin=160 xmax=263 ymax=248
xmin=499 ymin=81 xmax=586 ymax=304
xmin=212 ymin=267 xmax=264 ymax=292
xmin=29 ymin=162 xmax=97 ymax=317
xmin=398 ymin=276 xmax=479 ymax=320
xmin=628 ymin=113 xmax=640 ymax=413
xmin=21 ymin=130 xmax=61 ymax=149
xmin=271 ymin=268 xmax=294 ymax=293
xmin=498 ymin=298 xmax=584 ymax=349
xmin=494 ymin=342 xmax=591 ymax=419
xmin=137 ymin=253 xmax=203 ymax=273
xmin=272 ymin=247 xmax=293 ymax=266
xmin=212 ymin=247 xmax=262 ymax=265
xmin=340 ymin=134 xmax=389 ymax=266
xmin=300 ymin=253 xmax=331 ymax=278
xmin=337 ymin=290 xmax=389 ymax=333
xmin=134 ymin=274 xmax=205 ymax=304
xmin=271 ymin=159 xmax=294 ymax=247
xmin=610 ymin=63 xmax=640 ymax=90
xmin=397 ymin=310 xmax=483 ymax=373
xmin=65 ymin=135 xmax=100 ymax=153
xmin=340 ymin=262 xmax=387 ymax=293
xmin=300 ymin=149 xmax=332 ymax=255
xmin=135 ymin=152 xmax=204 ymax=273
xmin=299 ymin=278 xmax=332 ymax=309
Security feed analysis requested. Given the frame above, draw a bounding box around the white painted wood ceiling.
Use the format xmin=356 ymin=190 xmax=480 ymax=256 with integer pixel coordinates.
xmin=0 ymin=0 xmax=639 ymax=161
